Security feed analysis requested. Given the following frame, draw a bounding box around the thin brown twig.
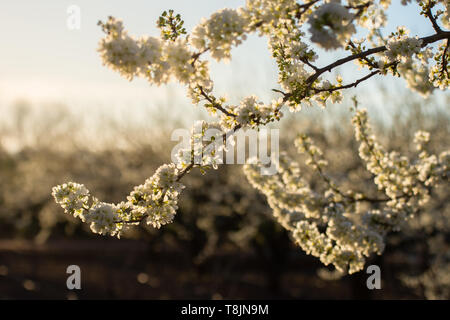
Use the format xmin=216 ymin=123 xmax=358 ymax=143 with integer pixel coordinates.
xmin=303 ymin=139 xmax=391 ymax=204
xmin=295 ymin=0 xmax=320 ymax=19
xmin=347 ymin=40 xmax=379 ymax=69
xmin=198 ymin=86 xmax=236 ymax=118
xmin=425 ymin=6 xmax=443 ymax=34
xmin=305 ymin=31 xmax=450 ymax=87
xmin=313 ymin=70 xmax=381 ymax=93
xmin=441 ymin=39 xmax=449 ymax=78
xmin=116 ymin=124 xmax=242 ymax=224
xmin=191 ymin=47 xmax=210 ymax=66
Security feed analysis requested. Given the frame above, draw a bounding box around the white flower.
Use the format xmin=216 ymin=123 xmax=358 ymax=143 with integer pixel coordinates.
xmin=190 ymin=8 xmax=249 ymax=61
xmin=385 ymin=27 xmax=423 ymax=63
xmin=87 ymin=202 xmax=120 ymax=236
xmin=52 ymin=182 xmax=89 ymax=218
xmin=308 ymin=2 xmax=356 ymax=50
xmin=165 ymin=39 xmax=194 ymax=84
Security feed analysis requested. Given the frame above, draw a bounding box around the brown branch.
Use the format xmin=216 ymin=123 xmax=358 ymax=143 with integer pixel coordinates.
xmin=314 ymin=70 xmax=381 ymax=93
xmin=306 ymin=31 xmax=450 ymax=86
xmin=272 ymin=88 xmax=287 ymax=96
xmin=295 ymin=0 xmax=320 ymax=19
xmin=345 ymin=2 xmax=372 ymax=10
xmin=176 ymin=163 xmax=194 ymax=182
xmin=425 ymin=6 xmax=443 ymax=34
xmin=191 ymin=47 xmax=210 ymax=66
xmin=347 ymin=40 xmax=379 ymax=69
xmin=302 ymin=138 xmax=391 ymax=204
xmin=198 ymin=86 xmax=236 ymax=118
xmin=351 ymin=196 xmax=390 ymax=203
xmin=300 ymin=57 xmax=320 ymax=71
xmin=346 ymin=1 xmax=372 ymax=23
xmin=115 ymin=215 xmax=148 ymax=224
xmin=353 ymin=115 xmax=414 ymax=203
xmin=441 ymin=39 xmax=449 ymax=78
xmin=176 ymin=123 xmax=242 ymax=181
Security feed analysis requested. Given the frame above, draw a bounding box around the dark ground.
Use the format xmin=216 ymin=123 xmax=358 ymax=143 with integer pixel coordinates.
xmin=0 ymin=238 xmax=419 ymax=300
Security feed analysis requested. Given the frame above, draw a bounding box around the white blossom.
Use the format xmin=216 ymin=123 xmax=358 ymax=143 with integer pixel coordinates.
xmin=190 ymin=8 xmax=249 ymax=61
xmin=308 ymin=1 xmax=356 ymax=50
xmin=385 ymin=27 xmax=423 ymax=63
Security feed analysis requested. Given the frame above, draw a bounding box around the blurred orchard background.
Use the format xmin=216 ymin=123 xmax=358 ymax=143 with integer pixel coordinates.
xmin=0 ymin=1 xmax=448 ymax=299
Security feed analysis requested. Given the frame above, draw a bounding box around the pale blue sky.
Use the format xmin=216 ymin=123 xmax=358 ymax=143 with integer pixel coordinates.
xmin=0 ymin=0 xmax=440 ymax=118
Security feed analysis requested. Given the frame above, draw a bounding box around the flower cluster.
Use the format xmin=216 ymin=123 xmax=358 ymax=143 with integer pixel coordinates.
xmin=442 ymin=0 xmax=450 ymax=29
xmin=353 ymin=109 xmax=448 ymax=207
xmin=380 ymin=23 xmax=448 ymax=97
xmin=429 ymin=41 xmax=450 ymax=90
xmin=244 ymin=108 xmax=448 ymax=273
xmin=221 ymin=96 xmax=283 ymax=129
xmin=52 ymin=182 xmax=90 ymax=218
xmin=52 ymin=183 xmax=126 ymax=237
xmin=98 ymin=16 xmax=211 ymax=89
xmin=244 ymin=151 xmax=385 ymax=274
xmin=87 ymin=202 xmax=121 ymax=236
xmin=173 ymin=120 xmax=226 ymax=170
xmin=127 ymin=163 xmax=185 ymax=229
xmin=97 ymin=1 xmax=448 ymax=109
xmin=190 ymin=8 xmax=249 ymax=61
xmin=52 ymin=163 xmax=185 ymax=237
xmin=385 ymin=27 xmax=423 ymax=63
xmin=397 ymin=61 xmax=435 ymax=98
xmin=244 ymin=0 xmax=299 ymax=33
xmin=308 ymin=1 xmax=356 ymax=50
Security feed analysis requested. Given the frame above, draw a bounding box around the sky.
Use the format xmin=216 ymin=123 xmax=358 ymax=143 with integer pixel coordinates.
xmin=0 ymin=0 xmax=442 ymax=123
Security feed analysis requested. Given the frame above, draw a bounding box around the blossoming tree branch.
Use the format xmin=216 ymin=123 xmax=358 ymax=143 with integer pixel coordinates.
xmin=53 ymin=0 xmax=449 ymax=274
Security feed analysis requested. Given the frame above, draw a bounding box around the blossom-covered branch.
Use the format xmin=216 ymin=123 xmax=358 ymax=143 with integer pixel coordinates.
xmin=52 ymin=0 xmax=449 ymax=274
xmin=244 ymin=108 xmax=449 ymax=273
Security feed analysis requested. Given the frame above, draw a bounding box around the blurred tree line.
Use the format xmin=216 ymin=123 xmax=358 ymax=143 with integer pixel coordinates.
xmin=0 ymin=88 xmax=448 ymax=299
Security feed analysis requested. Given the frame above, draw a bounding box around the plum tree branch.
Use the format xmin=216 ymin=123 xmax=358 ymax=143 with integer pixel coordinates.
xmin=425 ymin=6 xmax=443 ymax=34
xmin=117 ymin=123 xmax=242 ymax=224
xmin=442 ymin=39 xmax=449 ymax=78
xmin=313 ymin=70 xmax=381 ymax=93
xmin=198 ymin=86 xmax=237 ymax=118
xmin=305 ymin=31 xmax=450 ymax=86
